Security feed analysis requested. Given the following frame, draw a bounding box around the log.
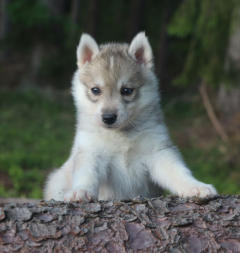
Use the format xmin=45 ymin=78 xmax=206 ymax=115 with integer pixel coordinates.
xmin=0 ymin=195 xmax=239 ymax=252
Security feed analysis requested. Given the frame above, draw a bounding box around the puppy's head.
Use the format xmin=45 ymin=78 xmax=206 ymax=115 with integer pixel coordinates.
xmin=72 ymin=32 xmax=159 ymax=130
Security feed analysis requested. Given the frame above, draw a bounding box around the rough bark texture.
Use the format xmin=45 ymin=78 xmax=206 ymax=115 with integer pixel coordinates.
xmin=0 ymin=195 xmax=239 ymax=252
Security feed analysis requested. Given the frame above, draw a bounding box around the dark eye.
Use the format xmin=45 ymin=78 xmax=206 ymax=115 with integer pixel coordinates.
xmin=91 ymin=87 xmax=101 ymax=95
xmin=120 ymin=87 xmax=134 ymax=96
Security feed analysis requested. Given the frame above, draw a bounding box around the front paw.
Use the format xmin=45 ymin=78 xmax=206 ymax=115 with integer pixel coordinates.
xmin=178 ymin=182 xmax=217 ymax=198
xmin=63 ymin=188 xmax=92 ymax=202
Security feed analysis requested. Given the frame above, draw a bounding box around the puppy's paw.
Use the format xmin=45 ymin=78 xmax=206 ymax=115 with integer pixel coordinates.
xmin=178 ymin=182 xmax=217 ymax=198
xmin=63 ymin=188 xmax=92 ymax=202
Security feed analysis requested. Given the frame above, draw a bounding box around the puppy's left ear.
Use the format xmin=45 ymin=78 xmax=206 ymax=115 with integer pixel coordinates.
xmin=128 ymin=32 xmax=153 ymax=68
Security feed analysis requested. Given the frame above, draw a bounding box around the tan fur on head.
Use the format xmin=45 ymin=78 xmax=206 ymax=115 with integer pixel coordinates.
xmin=74 ymin=34 xmax=159 ymax=130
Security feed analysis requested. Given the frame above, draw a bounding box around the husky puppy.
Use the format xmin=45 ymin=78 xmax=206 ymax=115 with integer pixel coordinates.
xmin=44 ymin=32 xmax=217 ymax=201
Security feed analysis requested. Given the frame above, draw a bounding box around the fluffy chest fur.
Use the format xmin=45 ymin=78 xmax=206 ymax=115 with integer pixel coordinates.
xmin=72 ymin=126 xmax=164 ymax=200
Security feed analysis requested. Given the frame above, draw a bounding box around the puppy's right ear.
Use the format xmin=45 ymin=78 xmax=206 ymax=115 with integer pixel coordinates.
xmin=77 ymin=34 xmax=99 ymax=68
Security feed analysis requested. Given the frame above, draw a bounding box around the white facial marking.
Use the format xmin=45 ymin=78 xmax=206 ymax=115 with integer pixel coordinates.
xmin=110 ymin=56 xmax=114 ymax=70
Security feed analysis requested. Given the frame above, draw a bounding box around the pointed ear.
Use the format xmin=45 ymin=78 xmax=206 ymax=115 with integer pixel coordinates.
xmin=77 ymin=33 xmax=99 ymax=68
xmin=128 ymin=32 xmax=153 ymax=68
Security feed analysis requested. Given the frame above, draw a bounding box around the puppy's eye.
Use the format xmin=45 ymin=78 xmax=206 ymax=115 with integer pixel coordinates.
xmin=120 ymin=87 xmax=134 ymax=96
xmin=91 ymin=87 xmax=101 ymax=95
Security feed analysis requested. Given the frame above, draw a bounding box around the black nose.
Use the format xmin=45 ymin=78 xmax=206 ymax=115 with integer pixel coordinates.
xmin=102 ymin=113 xmax=117 ymax=125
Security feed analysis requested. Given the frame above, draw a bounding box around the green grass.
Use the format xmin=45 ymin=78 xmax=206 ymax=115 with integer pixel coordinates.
xmin=0 ymin=89 xmax=75 ymax=198
xmin=0 ymin=89 xmax=239 ymax=199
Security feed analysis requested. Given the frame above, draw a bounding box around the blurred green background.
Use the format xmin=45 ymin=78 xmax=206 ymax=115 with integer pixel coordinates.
xmin=0 ymin=0 xmax=239 ymax=198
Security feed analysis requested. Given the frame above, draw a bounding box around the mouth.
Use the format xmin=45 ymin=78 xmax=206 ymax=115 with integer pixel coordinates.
xmin=102 ymin=123 xmax=119 ymax=129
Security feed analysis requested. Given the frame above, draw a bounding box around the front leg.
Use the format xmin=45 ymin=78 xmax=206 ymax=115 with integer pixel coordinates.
xmin=64 ymin=152 xmax=103 ymax=202
xmin=149 ymin=147 xmax=217 ymax=198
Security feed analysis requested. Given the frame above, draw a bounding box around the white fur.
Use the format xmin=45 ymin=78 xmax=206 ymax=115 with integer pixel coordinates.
xmin=44 ymin=33 xmax=217 ymax=201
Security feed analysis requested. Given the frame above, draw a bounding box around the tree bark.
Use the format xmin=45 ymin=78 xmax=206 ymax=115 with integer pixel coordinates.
xmin=127 ymin=0 xmax=145 ymax=40
xmin=0 ymin=0 xmax=10 ymax=41
xmin=0 ymin=0 xmax=11 ymax=60
xmin=0 ymin=195 xmax=239 ymax=252
xmin=70 ymin=0 xmax=81 ymax=25
xmin=85 ymin=0 xmax=98 ymax=37
xmin=42 ymin=0 xmax=66 ymax=16
xmin=155 ymin=1 xmax=171 ymax=85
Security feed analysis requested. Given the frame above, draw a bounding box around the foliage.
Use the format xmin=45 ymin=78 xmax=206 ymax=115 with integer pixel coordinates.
xmin=168 ymin=0 xmax=234 ymax=87
xmin=7 ymin=0 xmax=53 ymax=48
xmin=4 ymin=0 xmax=82 ymax=88
xmin=1 ymin=0 xmax=238 ymax=90
xmin=0 ymin=90 xmax=74 ymax=198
